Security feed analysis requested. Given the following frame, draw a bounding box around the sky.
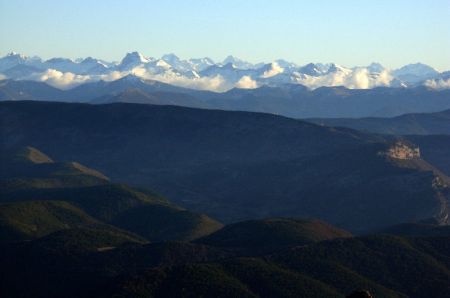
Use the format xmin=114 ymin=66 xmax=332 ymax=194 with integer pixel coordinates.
xmin=1 ymin=0 xmax=449 ymax=70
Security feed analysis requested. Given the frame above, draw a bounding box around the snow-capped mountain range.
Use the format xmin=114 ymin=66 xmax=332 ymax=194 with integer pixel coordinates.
xmin=0 ymin=51 xmax=449 ymax=91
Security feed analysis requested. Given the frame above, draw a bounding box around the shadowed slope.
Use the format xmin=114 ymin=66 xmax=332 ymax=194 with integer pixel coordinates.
xmin=1 ymin=101 xmax=449 ymax=232
xmin=197 ymin=218 xmax=352 ymax=253
xmin=309 ymin=109 xmax=450 ymax=135
xmin=0 ymin=146 xmax=223 ymax=242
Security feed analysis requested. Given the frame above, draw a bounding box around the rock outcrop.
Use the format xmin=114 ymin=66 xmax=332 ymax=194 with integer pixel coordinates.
xmin=386 ymin=141 xmax=420 ymax=159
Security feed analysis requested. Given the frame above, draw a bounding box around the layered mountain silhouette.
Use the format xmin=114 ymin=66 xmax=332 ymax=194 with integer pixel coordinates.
xmin=408 ymin=135 xmax=450 ymax=176
xmin=3 ymin=218 xmax=450 ymax=297
xmin=1 ymin=52 xmax=448 ymax=91
xmin=2 ymin=78 xmax=450 ymax=118
xmin=1 ymin=134 xmax=450 ymax=297
xmin=196 ymin=218 xmax=352 ymax=254
xmin=2 ymin=94 xmax=450 ymax=297
xmin=102 ymin=234 xmax=450 ymax=298
xmin=308 ymin=109 xmax=450 ymax=176
xmin=309 ymin=108 xmax=450 ymax=135
xmin=1 ymin=101 xmax=449 ymax=232
xmin=0 ymin=146 xmax=222 ymax=242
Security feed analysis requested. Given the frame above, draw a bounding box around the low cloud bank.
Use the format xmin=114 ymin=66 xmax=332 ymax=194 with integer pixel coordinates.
xmin=25 ymin=69 xmax=91 ymax=89
xmin=296 ymin=69 xmax=393 ymax=89
xmin=235 ymin=76 xmax=258 ymax=89
xmin=131 ymin=66 xmax=231 ymax=92
xmin=425 ymin=78 xmax=450 ymax=90
xmin=7 ymin=65 xmax=448 ymax=92
xmin=261 ymin=62 xmax=284 ymax=78
xmin=18 ymin=67 xmax=232 ymax=91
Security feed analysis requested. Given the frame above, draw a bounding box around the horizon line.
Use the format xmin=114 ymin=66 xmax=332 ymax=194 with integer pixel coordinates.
xmin=1 ymin=50 xmax=448 ymax=72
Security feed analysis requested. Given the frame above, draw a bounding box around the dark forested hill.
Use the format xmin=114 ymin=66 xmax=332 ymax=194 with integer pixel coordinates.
xmin=407 ymin=135 xmax=450 ymax=176
xmin=307 ymin=111 xmax=450 ymax=176
xmin=1 ymin=142 xmax=450 ymax=297
xmin=309 ymin=108 xmax=450 ymax=135
xmin=5 ymin=229 xmax=450 ymax=298
xmin=196 ymin=218 xmax=352 ymax=254
xmin=1 ymin=101 xmax=449 ymax=232
xmin=0 ymin=146 xmax=222 ymax=242
xmin=105 ymin=234 xmax=450 ymax=298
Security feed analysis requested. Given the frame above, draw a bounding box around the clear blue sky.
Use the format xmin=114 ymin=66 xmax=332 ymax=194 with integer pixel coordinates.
xmin=1 ymin=0 xmax=449 ymax=70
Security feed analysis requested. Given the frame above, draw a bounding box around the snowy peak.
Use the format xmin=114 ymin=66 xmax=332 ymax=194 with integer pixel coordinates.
xmin=298 ymin=63 xmax=324 ymax=76
xmin=45 ymin=57 xmax=75 ymax=65
xmin=190 ymin=57 xmax=214 ymax=65
xmin=79 ymin=57 xmax=109 ymax=72
xmin=275 ymin=59 xmax=297 ymax=70
xmin=80 ymin=57 xmax=107 ymax=66
xmin=188 ymin=57 xmax=215 ymax=71
xmin=6 ymin=52 xmax=27 ymax=60
xmin=367 ymin=62 xmax=385 ymax=73
xmin=201 ymin=62 xmax=235 ymax=74
xmin=154 ymin=59 xmax=172 ymax=69
xmin=1 ymin=51 xmax=449 ymax=91
xmin=160 ymin=53 xmax=195 ymax=72
xmin=259 ymin=62 xmax=284 ymax=78
xmin=222 ymin=55 xmax=254 ymax=69
xmin=394 ymin=63 xmax=438 ymax=76
xmin=162 ymin=53 xmax=180 ymax=64
xmin=393 ymin=63 xmax=440 ymax=84
xmin=118 ymin=52 xmax=150 ymax=70
xmin=0 ymin=52 xmax=31 ymax=72
xmin=222 ymin=62 xmax=237 ymax=70
xmin=327 ymin=63 xmax=350 ymax=74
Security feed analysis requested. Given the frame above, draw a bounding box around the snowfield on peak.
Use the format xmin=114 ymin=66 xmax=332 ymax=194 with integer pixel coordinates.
xmin=0 ymin=51 xmax=448 ymax=92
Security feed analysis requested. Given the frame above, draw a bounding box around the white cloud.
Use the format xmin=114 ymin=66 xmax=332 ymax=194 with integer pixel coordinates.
xmin=9 ymin=62 xmax=401 ymax=92
xmin=17 ymin=66 xmax=231 ymax=92
xmin=261 ymin=62 xmax=284 ymax=78
xmin=235 ymin=75 xmax=258 ymax=89
xmin=374 ymin=70 xmax=393 ymax=86
xmin=25 ymin=69 xmax=92 ymax=89
xmin=348 ymin=69 xmax=370 ymax=89
xmin=424 ymin=78 xmax=450 ymax=90
xmin=100 ymin=71 xmax=126 ymax=81
xmin=160 ymin=74 xmax=229 ymax=92
xmin=130 ymin=66 xmax=230 ymax=92
xmin=295 ymin=68 xmax=393 ymax=89
xmin=0 ymin=73 xmax=6 ymax=80
xmin=130 ymin=67 xmax=147 ymax=78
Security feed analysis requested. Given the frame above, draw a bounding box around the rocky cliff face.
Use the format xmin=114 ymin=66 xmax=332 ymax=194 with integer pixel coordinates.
xmin=379 ymin=141 xmax=450 ymax=226
xmin=386 ymin=141 xmax=420 ymax=159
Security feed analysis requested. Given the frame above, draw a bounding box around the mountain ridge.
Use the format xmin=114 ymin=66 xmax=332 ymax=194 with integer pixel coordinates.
xmin=1 ymin=51 xmax=449 ymax=92
xmin=0 ymin=146 xmax=223 ymax=242
xmin=2 ymin=79 xmax=450 ymax=118
xmin=2 ymin=101 xmax=449 ymax=232
xmin=309 ymin=108 xmax=450 ymax=135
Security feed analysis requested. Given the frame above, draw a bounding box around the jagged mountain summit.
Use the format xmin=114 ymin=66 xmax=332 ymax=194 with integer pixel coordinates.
xmin=0 ymin=51 xmax=448 ymax=91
